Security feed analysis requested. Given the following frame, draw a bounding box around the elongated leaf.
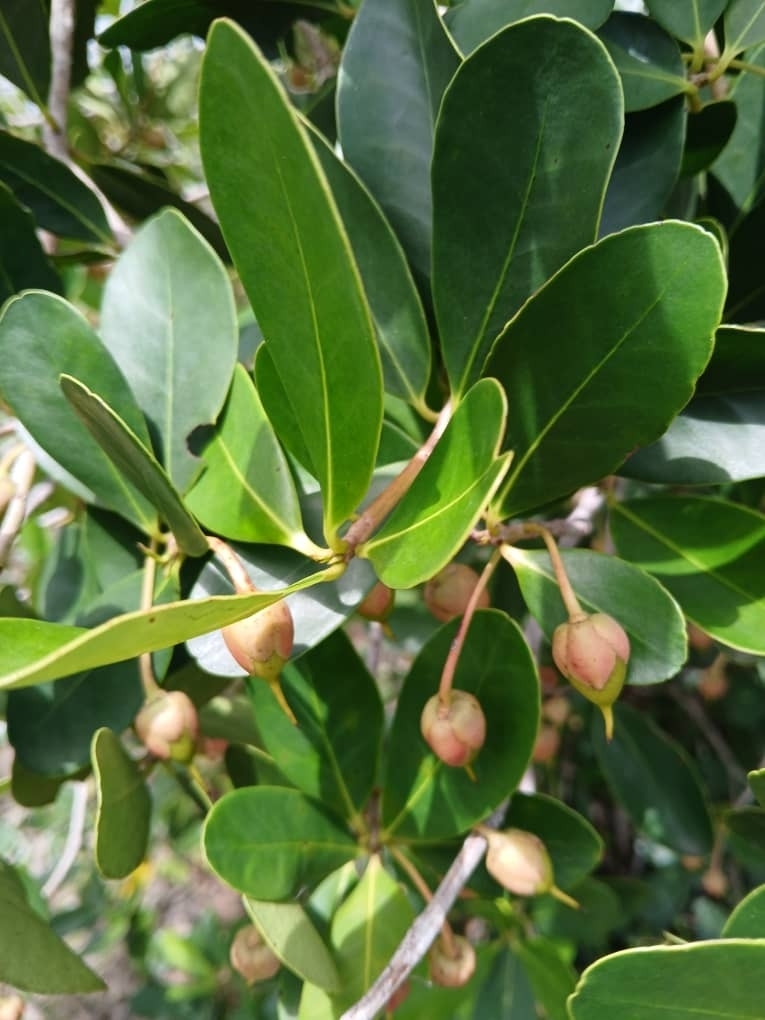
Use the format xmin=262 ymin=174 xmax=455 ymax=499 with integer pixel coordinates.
xmin=610 ymin=496 xmax=765 ymax=654
xmin=360 ymin=380 xmax=511 ymax=588
xmin=504 ymin=794 xmax=603 ymax=889
xmin=307 ymin=124 xmax=432 ymax=413
xmin=645 ymin=1 xmax=728 ymax=47
xmin=60 ymin=376 xmax=208 ymax=557
xmin=248 ymin=629 xmax=383 ymax=820
xmin=92 ymin=728 xmax=151 ymax=879
xmin=99 ymin=209 xmax=237 ymax=494
xmin=200 ymin=20 xmax=383 ymax=544
xmin=433 ymin=16 xmax=622 ymax=396
xmin=725 ymin=0 xmax=765 ymax=55
xmin=0 ymin=182 xmax=61 ymax=302
xmin=505 ymin=547 xmax=687 ymax=686
xmin=382 ymin=611 xmax=539 ymax=840
xmin=598 ymin=13 xmax=690 ymax=111
xmin=0 ymin=860 xmax=105 ymax=993
xmin=203 ymin=787 xmax=359 ymax=900
xmin=488 ymin=222 xmax=726 ymax=518
xmin=592 ymin=703 xmax=713 ymax=855
xmin=723 ymin=884 xmax=765 ymax=937
xmin=750 ymin=769 xmax=765 ymax=807
xmin=184 ymin=365 xmax=318 ymax=554
xmin=515 ymin=938 xmax=576 ymax=1020
xmin=337 ymin=0 xmax=460 ymax=281
xmin=0 ymin=1 xmax=49 ymax=105
xmin=0 ymin=292 xmax=156 ymax=532
xmin=569 ymin=940 xmax=765 ymax=1020
xmin=0 ymin=131 xmax=112 ymax=243
xmin=445 ymin=0 xmax=613 ymax=55
xmin=0 ymin=564 xmax=335 ymax=690
xmin=471 ymin=945 xmax=536 ymax=1020
xmin=245 ymin=898 xmax=341 ymax=993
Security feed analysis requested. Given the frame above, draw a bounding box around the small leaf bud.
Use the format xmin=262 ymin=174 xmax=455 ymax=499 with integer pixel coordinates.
xmin=424 ymin=563 xmax=489 ymax=623
xmin=230 ymin=925 xmax=281 ymax=984
xmin=428 ymin=935 xmax=476 ymax=988
xmin=135 ymin=690 xmax=198 ymax=763
xmin=420 ymin=690 xmax=486 ymax=767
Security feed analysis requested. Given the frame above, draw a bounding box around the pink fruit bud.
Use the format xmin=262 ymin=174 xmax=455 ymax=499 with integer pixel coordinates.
xmin=135 ymin=690 xmax=198 ymax=762
xmin=229 ymin=925 xmax=281 ymax=984
xmin=222 ymin=600 xmax=294 ymax=684
xmin=701 ymin=866 xmax=728 ymax=899
xmin=532 ymin=723 xmax=560 ymax=763
xmin=356 ymin=581 xmax=395 ymax=622
xmin=420 ymin=690 xmax=486 ymax=767
xmin=482 ymin=827 xmax=578 ymax=908
xmin=423 ymin=563 xmax=489 ymax=623
xmin=428 ymin=935 xmax=476 ymax=988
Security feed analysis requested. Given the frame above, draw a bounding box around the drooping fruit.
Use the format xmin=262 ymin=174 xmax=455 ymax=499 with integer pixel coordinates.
xmin=222 ymin=599 xmax=296 ymax=722
xmin=423 ymin=563 xmax=489 ymax=623
xmin=356 ymin=581 xmax=395 ymax=622
xmin=482 ymin=827 xmax=578 ymax=908
xmin=428 ymin=935 xmax=476 ymax=988
xmin=134 ymin=690 xmax=198 ymax=763
xmin=552 ymin=612 xmax=630 ymax=740
xmin=229 ymin=925 xmax=281 ymax=984
xmin=420 ymin=690 xmax=486 ymax=767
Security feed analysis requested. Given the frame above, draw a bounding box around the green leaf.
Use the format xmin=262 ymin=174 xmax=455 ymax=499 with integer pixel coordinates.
xmin=91 ymin=728 xmax=151 ymax=880
xmin=0 ymin=131 xmax=112 ymax=243
xmin=200 ymin=20 xmax=383 ymax=544
xmin=488 ymin=222 xmax=726 ymax=518
xmin=725 ymin=806 xmax=765 ymax=854
xmin=337 ymin=0 xmax=460 ymax=281
xmin=610 ymin=496 xmax=765 ymax=654
xmin=645 ymin=1 xmax=727 ymax=49
xmin=505 ymin=547 xmax=688 ymax=686
xmin=683 ymin=101 xmax=737 ymax=176
xmin=600 ymin=98 xmax=686 ymax=236
xmin=203 ymin=787 xmax=359 ymax=900
xmin=592 ymin=703 xmax=714 ymax=855
xmin=382 ymin=610 xmax=540 ymax=840
xmin=723 ymin=884 xmax=765 ymax=937
xmin=697 ymin=326 xmax=765 ymax=395
xmin=60 ymin=375 xmax=208 ymax=557
xmin=726 ymin=197 xmax=765 ymax=321
xmin=569 ymin=940 xmax=765 ymax=1020
xmin=0 ymin=1 xmax=49 ymax=106
xmin=598 ymin=13 xmax=690 ymax=112
xmin=471 ymin=945 xmax=536 ymax=1020
xmin=535 ymin=877 xmax=622 ymax=950
xmin=504 ymin=793 xmax=603 ymax=889
xmin=360 ymin=380 xmax=511 ymax=589
xmin=0 ymin=564 xmax=336 ymax=690
xmin=307 ymin=123 xmax=432 ymax=413
xmin=444 ymin=0 xmax=614 ymax=55
xmin=248 ymin=629 xmax=383 ymax=820
xmin=749 ymin=768 xmax=765 ymax=807
xmin=515 ymin=938 xmax=576 ymax=1020
xmin=0 ymin=182 xmax=61 ymax=302
xmin=432 ymin=16 xmax=622 ymax=396
xmin=244 ymin=898 xmax=341 ymax=993
xmin=725 ymin=0 xmax=765 ymax=56
xmin=99 ymin=209 xmax=238 ymax=494
xmin=0 ymin=860 xmax=105 ymax=993
xmin=0 ymin=292 xmax=156 ymax=532
xmin=186 ymin=365 xmax=318 ymax=554
xmin=711 ymin=44 xmax=765 ymax=211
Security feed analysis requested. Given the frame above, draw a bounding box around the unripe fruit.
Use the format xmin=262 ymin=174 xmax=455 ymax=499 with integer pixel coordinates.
xmin=420 ymin=690 xmax=486 ymax=767
xmin=230 ymin=925 xmax=281 ymax=984
xmin=428 ymin=935 xmax=476 ymax=988
xmin=356 ymin=581 xmax=395 ymax=622
xmin=482 ymin=827 xmax=578 ymax=908
xmin=552 ymin=612 xmax=630 ymax=740
xmin=542 ymin=695 xmax=571 ymax=728
xmin=135 ymin=690 xmax=198 ymax=762
xmin=424 ymin=563 xmax=489 ymax=623
xmin=701 ymin=866 xmax=728 ymax=899
xmin=532 ymin=723 xmax=560 ymax=763
xmin=222 ymin=600 xmax=296 ymax=723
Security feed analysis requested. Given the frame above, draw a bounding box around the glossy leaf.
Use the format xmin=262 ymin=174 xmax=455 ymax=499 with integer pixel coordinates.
xmin=697 ymin=326 xmax=765 ymax=394
xmin=91 ymin=728 xmax=151 ymax=880
xmin=360 ymin=380 xmax=511 ymax=588
xmin=0 ymin=861 xmax=105 ymax=993
xmin=0 ymin=564 xmax=336 ymax=690
xmin=711 ymin=45 xmax=765 ymax=210
xmin=0 ymin=183 xmax=62 ymax=302
xmin=445 ymin=0 xmax=614 ymax=55
xmin=610 ymin=496 xmax=765 ymax=654
xmin=569 ymin=940 xmax=765 ymax=1020
xmin=488 ymin=222 xmax=726 ymax=518
xmin=382 ymin=610 xmax=540 ymax=840
xmin=184 ymin=365 xmax=317 ymax=554
xmin=535 ymin=877 xmax=622 ymax=950
xmin=506 ymin=547 xmax=688 ymax=686
xmin=433 ymin=16 xmax=622 ymax=395
xmin=724 ymin=0 xmax=765 ymax=56
xmin=337 ymin=0 xmax=460 ymax=281
xmin=0 ymin=292 xmax=156 ymax=532
xmin=683 ymin=101 xmax=737 ymax=176
xmin=646 ymin=0 xmax=727 ymax=47
xmin=723 ymin=884 xmax=765 ymax=937
xmin=248 ymin=629 xmax=383 ymax=820
xmin=592 ymin=703 xmax=714 ymax=855
xmin=0 ymin=1 xmax=49 ymax=105
xmin=598 ymin=13 xmax=689 ymax=111
xmin=471 ymin=945 xmax=536 ymax=1019
xmin=725 ymin=806 xmax=765 ymax=854
xmin=0 ymin=131 xmax=112 ymax=243
xmin=244 ymin=898 xmax=341 ymax=993
xmin=726 ymin=198 xmax=765 ymax=321
xmin=307 ymin=124 xmax=432 ymax=413
xmin=750 ymin=768 xmax=765 ymax=807
xmin=99 ymin=209 xmax=237 ymax=494
xmin=203 ymin=786 xmax=359 ymax=900
xmin=515 ymin=938 xmax=576 ymax=1020
xmin=600 ymin=98 xmax=686 ymax=236
xmin=200 ymin=20 xmax=383 ymax=544
xmin=504 ymin=793 xmax=603 ymax=889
